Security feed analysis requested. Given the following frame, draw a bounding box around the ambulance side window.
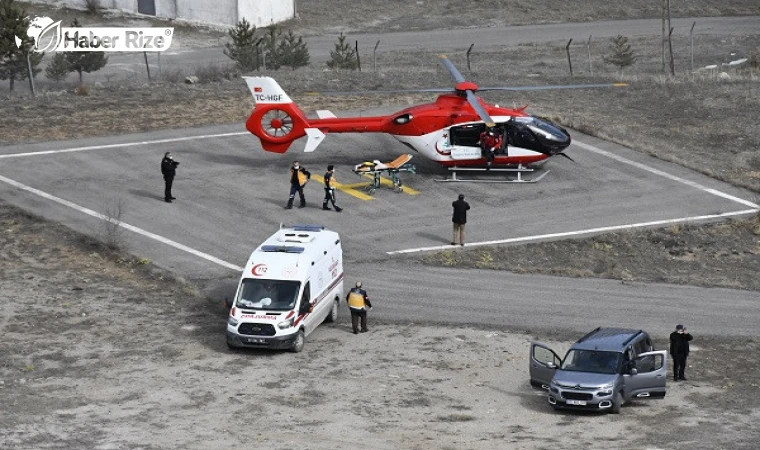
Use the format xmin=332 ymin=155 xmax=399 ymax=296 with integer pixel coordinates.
xmin=299 ymin=282 xmax=311 ymax=313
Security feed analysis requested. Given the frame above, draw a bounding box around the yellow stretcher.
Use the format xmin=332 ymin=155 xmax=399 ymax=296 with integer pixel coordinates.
xmin=352 ymin=154 xmax=416 ymax=193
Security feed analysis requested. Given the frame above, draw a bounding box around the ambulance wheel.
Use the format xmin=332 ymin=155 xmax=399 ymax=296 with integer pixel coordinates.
xmin=290 ymin=329 xmax=305 ymax=353
xmin=325 ymin=299 xmax=339 ymax=323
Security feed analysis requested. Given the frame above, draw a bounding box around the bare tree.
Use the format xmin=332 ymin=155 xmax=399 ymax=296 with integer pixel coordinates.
xmin=100 ymin=197 xmax=127 ymax=252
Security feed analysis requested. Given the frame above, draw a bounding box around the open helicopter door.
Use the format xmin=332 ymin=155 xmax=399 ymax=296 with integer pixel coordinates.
xmin=447 ymin=123 xmax=485 ymax=160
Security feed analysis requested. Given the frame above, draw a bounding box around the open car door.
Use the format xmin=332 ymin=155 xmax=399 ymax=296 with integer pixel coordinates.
xmin=625 ymin=350 xmax=668 ymax=401
xmin=530 ymin=342 xmax=562 ymax=389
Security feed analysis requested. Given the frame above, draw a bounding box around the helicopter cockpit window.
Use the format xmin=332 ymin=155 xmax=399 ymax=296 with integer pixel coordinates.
xmin=506 ymin=118 xmax=540 ymax=151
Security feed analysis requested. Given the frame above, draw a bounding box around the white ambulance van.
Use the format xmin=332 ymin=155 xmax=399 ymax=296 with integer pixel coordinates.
xmin=226 ymin=224 xmax=344 ymax=353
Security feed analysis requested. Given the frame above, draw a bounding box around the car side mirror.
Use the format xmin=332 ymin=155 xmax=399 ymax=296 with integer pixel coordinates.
xmin=547 ymin=362 xmax=557 ymax=369
xmin=630 ymin=368 xmax=638 ymax=375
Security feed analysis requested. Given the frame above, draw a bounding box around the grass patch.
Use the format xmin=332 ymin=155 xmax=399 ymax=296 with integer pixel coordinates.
xmin=435 ymin=414 xmax=476 ymax=422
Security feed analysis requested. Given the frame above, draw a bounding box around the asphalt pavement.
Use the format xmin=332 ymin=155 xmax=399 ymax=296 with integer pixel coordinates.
xmin=1 ymin=114 xmax=758 ymax=338
xmin=2 ymin=17 xmax=759 ymax=338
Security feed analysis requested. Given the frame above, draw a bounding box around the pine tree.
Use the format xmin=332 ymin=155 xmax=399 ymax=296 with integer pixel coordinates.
xmin=45 ymin=52 xmax=69 ymax=82
xmin=223 ymin=18 xmax=260 ymax=72
xmin=278 ymin=30 xmax=310 ymax=71
xmin=603 ymin=35 xmax=637 ymax=75
xmin=262 ymin=26 xmax=283 ymax=70
xmin=326 ymin=33 xmax=357 ymax=70
xmin=0 ymin=0 xmax=44 ymax=92
xmin=64 ymin=18 xmax=108 ymax=86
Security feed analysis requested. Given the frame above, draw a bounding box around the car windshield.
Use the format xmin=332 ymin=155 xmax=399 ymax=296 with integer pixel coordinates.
xmin=235 ymin=279 xmax=300 ymax=311
xmin=561 ymin=350 xmax=621 ymax=374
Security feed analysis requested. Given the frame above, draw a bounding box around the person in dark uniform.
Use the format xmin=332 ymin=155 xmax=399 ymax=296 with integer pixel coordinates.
xmin=161 ymin=152 xmax=179 ymax=203
xmin=286 ymin=161 xmax=311 ymax=209
xmin=322 ymin=165 xmax=343 ymax=212
xmin=346 ymin=281 xmax=372 ymax=334
xmin=669 ymin=324 xmax=693 ymax=381
xmin=451 ymin=194 xmax=470 ymax=246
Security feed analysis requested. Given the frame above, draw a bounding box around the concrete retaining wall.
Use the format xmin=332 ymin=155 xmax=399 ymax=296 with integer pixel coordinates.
xmin=26 ymin=0 xmax=294 ymax=27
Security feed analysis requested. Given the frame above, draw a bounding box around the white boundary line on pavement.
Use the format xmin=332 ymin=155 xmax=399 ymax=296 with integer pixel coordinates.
xmin=390 ymin=139 xmax=759 ymax=254
xmin=4 ymin=130 xmax=757 ymax=262
xmin=0 ymin=131 xmax=249 ymax=159
xmin=0 ymin=174 xmax=244 ymax=272
xmin=387 ymin=209 xmax=759 ymax=254
xmin=573 ymin=140 xmax=759 ymax=209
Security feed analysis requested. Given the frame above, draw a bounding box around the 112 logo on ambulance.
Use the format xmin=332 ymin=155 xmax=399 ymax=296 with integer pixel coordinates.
xmin=251 ymin=264 xmax=268 ymax=276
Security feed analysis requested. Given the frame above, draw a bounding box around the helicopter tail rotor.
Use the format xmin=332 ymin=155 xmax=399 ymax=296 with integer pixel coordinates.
xmin=244 ymin=76 xmax=312 ymax=153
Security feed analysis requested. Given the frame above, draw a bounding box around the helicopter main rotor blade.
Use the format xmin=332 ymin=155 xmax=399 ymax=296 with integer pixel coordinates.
xmin=478 ymin=82 xmax=628 ymax=92
xmin=465 ymin=90 xmax=496 ymax=128
xmin=304 ymin=88 xmax=452 ymax=96
xmin=438 ymin=54 xmax=466 ymax=83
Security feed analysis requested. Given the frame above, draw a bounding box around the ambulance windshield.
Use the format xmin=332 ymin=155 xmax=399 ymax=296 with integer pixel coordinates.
xmin=236 ymin=279 xmax=300 ymax=311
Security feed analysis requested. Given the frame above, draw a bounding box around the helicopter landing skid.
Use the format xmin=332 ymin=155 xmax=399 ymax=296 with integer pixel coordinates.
xmin=436 ymin=164 xmax=550 ymax=183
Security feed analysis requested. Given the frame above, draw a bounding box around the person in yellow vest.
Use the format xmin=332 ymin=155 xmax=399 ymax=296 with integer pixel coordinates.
xmin=322 ymin=164 xmax=343 ymax=212
xmin=346 ymin=281 xmax=372 ymax=334
xmin=286 ymin=160 xmax=311 ymax=209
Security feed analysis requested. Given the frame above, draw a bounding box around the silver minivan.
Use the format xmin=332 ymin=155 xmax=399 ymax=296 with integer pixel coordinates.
xmin=530 ymin=327 xmax=668 ymax=413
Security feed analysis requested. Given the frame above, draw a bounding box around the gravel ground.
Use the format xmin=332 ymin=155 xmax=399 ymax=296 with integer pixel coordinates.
xmin=2 ymin=202 xmax=760 ymax=450
xmin=2 ymin=2 xmax=759 ymax=449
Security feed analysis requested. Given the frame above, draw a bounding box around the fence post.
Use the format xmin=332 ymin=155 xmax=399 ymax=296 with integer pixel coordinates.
xmin=466 ymin=43 xmax=474 ymax=71
xmin=666 ymin=0 xmax=675 ymax=76
xmin=373 ymin=40 xmax=380 ymax=72
xmin=587 ymin=35 xmax=592 ymax=77
xmin=668 ymin=27 xmax=675 ymax=75
xmin=143 ymin=51 xmax=151 ymax=81
xmin=26 ymin=52 xmax=35 ymax=97
xmin=689 ymin=21 xmax=695 ymax=74
xmin=356 ymin=40 xmax=361 ymax=72
xmin=566 ymin=39 xmax=573 ymax=76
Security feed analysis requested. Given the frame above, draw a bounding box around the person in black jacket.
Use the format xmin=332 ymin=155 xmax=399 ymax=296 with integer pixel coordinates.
xmin=669 ymin=324 xmax=693 ymax=381
xmin=322 ymin=164 xmax=342 ymax=212
xmin=161 ymin=152 xmax=179 ymax=203
xmin=451 ymin=194 xmax=470 ymax=246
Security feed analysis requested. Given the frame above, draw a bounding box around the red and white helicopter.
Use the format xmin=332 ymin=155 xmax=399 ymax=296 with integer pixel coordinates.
xmin=243 ymin=55 xmax=625 ymax=179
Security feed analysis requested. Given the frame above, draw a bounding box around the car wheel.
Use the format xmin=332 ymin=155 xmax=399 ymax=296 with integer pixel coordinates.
xmin=611 ymin=391 xmax=623 ymax=414
xmin=325 ymin=299 xmax=339 ymax=323
xmin=290 ymin=329 xmax=305 ymax=353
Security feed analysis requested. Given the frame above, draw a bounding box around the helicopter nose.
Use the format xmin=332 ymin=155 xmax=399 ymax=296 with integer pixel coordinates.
xmin=529 ymin=118 xmax=571 ymax=154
